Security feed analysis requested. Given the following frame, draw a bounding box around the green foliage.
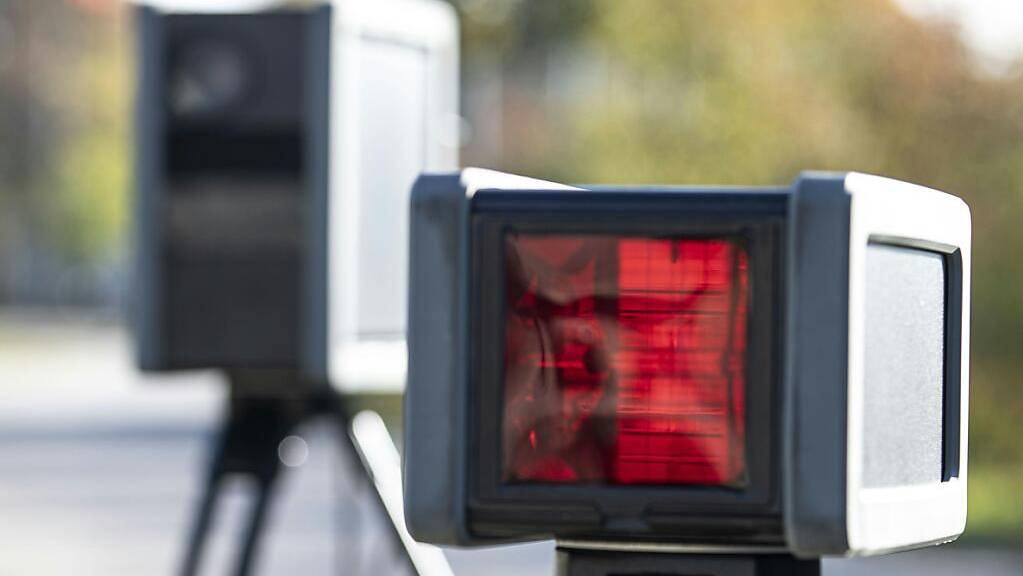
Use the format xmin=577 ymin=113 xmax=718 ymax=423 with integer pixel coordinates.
xmin=48 ymin=126 xmax=127 ymax=262
xmin=0 ymin=2 xmax=129 ymax=265
xmin=967 ymin=466 xmax=1023 ymax=542
xmin=47 ymin=9 xmax=130 ymax=263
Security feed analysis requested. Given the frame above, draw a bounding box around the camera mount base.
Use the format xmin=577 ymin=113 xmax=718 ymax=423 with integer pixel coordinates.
xmin=556 ymin=547 xmax=821 ymax=576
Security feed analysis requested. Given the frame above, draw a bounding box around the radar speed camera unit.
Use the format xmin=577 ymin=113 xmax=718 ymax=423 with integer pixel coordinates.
xmin=404 ymin=169 xmax=970 ymax=558
xmin=133 ymin=1 xmax=457 ymax=383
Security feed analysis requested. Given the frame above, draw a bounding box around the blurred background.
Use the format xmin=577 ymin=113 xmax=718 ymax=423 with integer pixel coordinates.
xmin=1 ymin=0 xmax=1023 ymax=574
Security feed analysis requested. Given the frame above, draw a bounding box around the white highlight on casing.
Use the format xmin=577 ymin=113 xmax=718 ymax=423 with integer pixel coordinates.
xmin=332 ymin=341 xmax=407 ymax=394
xmin=132 ymin=0 xmax=279 ymax=13
xmin=459 ymin=167 xmax=581 ymax=198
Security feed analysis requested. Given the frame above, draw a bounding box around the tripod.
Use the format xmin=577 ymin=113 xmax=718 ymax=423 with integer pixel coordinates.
xmin=178 ymin=370 xmax=415 ymax=576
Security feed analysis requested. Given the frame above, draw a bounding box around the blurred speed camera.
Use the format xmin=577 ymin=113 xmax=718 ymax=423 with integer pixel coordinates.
xmin=132 ymin=1 xmax=458 ymax=387
xmin=403 ymin=169 xmax=970 ymax=558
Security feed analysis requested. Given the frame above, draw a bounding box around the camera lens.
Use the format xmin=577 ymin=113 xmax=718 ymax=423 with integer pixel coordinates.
xmin=169 ymin=39 xmax=248 ymax=117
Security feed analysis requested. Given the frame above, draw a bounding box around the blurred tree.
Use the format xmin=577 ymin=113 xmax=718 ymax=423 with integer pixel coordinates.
xmin=45 ymin=3 xmax=129 ymax=265
xmin=0 ymin=0 xmax=127 ymax=304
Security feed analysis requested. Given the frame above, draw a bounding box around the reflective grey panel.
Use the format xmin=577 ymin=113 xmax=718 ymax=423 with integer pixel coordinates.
xmin=863 ymin=244 xmax=945 ymax=488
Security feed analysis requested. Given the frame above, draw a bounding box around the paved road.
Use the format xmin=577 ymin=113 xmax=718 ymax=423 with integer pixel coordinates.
xmin=0 ymin=312 xmax=1020 ymax=575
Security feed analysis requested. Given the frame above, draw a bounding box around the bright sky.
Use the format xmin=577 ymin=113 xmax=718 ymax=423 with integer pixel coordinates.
xmin=894 ymin=0 xmax=1023 ymax=69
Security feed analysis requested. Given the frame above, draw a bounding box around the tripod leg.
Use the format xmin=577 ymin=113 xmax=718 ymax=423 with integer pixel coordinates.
xmin=179 ymin=391 xmax=291 ymax=576
xmin=179 ymin=474 xmax=220 ymax=576
xmin=234 ymin=472 xmax=280 ymax=576
xmin=345 ymin=409 xmax=455 ymax=576
xmin=328 ymin=406 xmax=415 ymax=573
xmin=180 ymin=425 xmax=229 ymax=576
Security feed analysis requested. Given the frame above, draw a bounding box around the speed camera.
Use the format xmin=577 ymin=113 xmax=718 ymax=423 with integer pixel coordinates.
xmin=132 ymin=1 xmax=458 ymax=381
xmin=402 ymin=169 xmax=970 ymax=558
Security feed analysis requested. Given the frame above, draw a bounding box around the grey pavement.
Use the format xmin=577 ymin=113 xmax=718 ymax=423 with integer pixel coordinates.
xmin=0 ymin=311 xmax=1020 ymax=575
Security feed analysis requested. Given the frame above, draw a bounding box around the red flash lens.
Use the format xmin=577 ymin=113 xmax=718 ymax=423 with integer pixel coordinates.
xmin=502 ymin=234 xmax=749 ymax=486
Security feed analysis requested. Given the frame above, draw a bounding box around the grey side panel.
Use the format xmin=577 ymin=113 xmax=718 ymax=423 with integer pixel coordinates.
xmin=133 ymin=6 xmax=165 ymax=371
xmin=301 ymin=5 xmax=331 ymax=383
xmin=863 ymin=245 xmax=945 ymax=487
xmin=785 ymin=173 xmax=850 ymax=556
xmin=404 ymin=173 xmax=471 ymax=544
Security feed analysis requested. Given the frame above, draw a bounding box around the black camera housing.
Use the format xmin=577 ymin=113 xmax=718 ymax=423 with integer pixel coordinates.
xmin=133 ymin=6 xmax=331 ymax=373
xmin=403 ymin=169 xmax=971 ymax=557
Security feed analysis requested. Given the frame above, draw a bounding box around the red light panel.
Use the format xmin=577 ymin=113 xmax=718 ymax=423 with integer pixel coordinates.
xmin=502 ymin=234 xmax=749 ymax=486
